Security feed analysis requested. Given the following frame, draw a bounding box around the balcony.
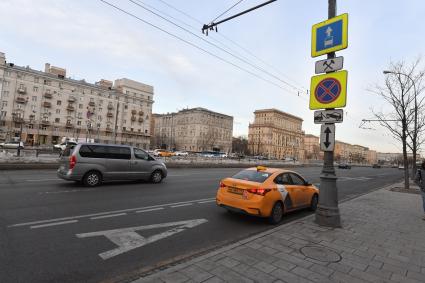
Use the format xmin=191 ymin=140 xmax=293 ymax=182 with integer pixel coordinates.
xmin=43 ymin=102 xmax=52 ymax=108
xmin=138 ymin=111 xmax=144 ymax=116
xmin=44 ymin=92 xmax=53 ymax=99
xmin=107 ymin=104 xmax=113 ymax=110
xmin=15 ymin=96 xmax=27 ymax=104
xmin=12 ymin=116 xmax=24 ymax=123
xmin=65 ymin=123 xmax=74 ymax=128
xmin=41 ymin=120 xmax=50 ymax=125
xmin=131 ymin=116 xmax=136 ymax=122
xmin=67 ymin=97 xmax=76 ymax=103
xmin=17 ymin=87 xmax=27 ymax=94
xmin=107 ymin=112 xmax=113 ymax=118
xmin=66 ymin=105 xmax=75 ymax=111
xmin=88 ymin=101 xmax=95 ymax=107
xmin=131 ymin=109 xmax=137 ymax=115
xmin=138 ymin=117 xmax=144 ymax=123
xmin=105 ymin=127 xmax=113 ymax=132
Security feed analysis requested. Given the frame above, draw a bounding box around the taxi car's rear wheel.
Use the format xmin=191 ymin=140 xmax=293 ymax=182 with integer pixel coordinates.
xmin=309 ymin=194 xmax=318 ymax=211
xmin=269 ymin=202 xmax=284 ymax=224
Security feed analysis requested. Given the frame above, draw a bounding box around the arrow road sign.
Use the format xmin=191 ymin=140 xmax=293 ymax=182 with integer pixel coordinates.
xmin=320 ymin=124 xmax=335 ymax=151
xmin=315 ymin=56 xmax=344 ymax=74
xmin=314 ymin=109 xmax=343 ymax=124
xmin=76 ymin=219 xmax=208 ymax=260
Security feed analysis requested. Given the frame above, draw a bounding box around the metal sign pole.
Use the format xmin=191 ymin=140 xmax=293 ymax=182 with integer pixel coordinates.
xmin=315 ymin=0 xmax=341 ymax=227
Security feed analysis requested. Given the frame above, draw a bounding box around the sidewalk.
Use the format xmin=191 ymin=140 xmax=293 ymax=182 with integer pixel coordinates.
xmin=132 ymin=182 xmax=425 ymax=283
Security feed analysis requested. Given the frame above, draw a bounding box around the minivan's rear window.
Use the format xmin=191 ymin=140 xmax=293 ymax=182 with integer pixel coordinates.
xmin=62 ymin=145 xmax=76 ymax=157
xmin=79 ymin=145 xmax=131 ymax=159
xmin=232 ymin=170 xmax=272 ymax=183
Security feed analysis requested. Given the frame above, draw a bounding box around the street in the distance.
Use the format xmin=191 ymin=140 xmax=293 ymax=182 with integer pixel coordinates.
xmin=0 ymin=167 xmax=402 ymax=283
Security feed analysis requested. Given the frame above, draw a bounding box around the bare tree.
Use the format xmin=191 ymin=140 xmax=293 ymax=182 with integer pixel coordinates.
xmin=369 ymin=59 xmax=425 ymax=190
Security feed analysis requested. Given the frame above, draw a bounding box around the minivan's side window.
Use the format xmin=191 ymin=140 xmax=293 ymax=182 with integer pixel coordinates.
xmin=108 ymin=146 xmax=131 ymax=160
xmin=79 ymin=145 xmax=108 ymax=158
xmin=134 ymin=148 xmax=148 ymax=160
xmin=290 ymin=173 xmax=306 ymax=185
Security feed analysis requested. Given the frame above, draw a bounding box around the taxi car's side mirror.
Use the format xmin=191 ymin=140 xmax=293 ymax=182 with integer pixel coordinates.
xmin=304 ymin=181 xmax=312 ymax=186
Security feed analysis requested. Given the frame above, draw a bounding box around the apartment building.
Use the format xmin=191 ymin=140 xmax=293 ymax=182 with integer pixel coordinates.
xmin=334 ymin=140 xmax=377 ymax=164
xmin=304 ymin=134 xmax=322 ymax=160
xmin=152 ymin=107 xmax=233 ymax=153
xmin=248 ymin=109 xmax=305 ymax=160
xmin=0 ymin=52 xmax=153 ymax=148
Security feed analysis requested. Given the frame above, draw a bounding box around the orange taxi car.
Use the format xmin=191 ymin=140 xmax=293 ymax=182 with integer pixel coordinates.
xmin=216 ymin=166 xmax=319 ymax=224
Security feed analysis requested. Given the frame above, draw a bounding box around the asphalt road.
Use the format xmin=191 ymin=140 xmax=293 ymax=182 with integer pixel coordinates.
xmin=0 ymin=166 xmax=403 ymax=283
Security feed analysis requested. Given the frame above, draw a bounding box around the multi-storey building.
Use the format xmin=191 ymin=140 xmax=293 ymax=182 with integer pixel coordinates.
xmin=152 ymin=107 xmax=233 ymax=152
xmin=335 ymin=140 xmax=378 ymax=164
xmin=304 ymin=134 xmax=322 ymax=160
xmin=248 ymin=109 xmax=305 ymax=160
xmin=0 ymin=52 xmax=153 ymax=148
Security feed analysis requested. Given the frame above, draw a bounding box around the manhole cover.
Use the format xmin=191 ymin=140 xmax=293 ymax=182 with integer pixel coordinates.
xmin=300 ymin=245 xmax=341 ymax=263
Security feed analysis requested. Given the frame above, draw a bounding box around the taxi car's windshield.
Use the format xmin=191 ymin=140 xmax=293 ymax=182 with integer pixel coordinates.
xmin=231 ymin=170 xmax=272 ymax=183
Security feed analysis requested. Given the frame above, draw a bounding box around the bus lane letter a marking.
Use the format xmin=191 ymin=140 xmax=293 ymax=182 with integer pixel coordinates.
xmin=76 ymin=219 xmax=208 ymax=260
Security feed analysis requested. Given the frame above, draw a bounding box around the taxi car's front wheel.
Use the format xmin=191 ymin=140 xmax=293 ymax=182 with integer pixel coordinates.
xmin=309 ymin=194 xmax=319 ymax=211
xmin=269 ymin=202 xmax=284 ymax=224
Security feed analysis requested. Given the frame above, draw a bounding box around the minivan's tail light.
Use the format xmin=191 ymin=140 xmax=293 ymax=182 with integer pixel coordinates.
xmin=219 ymin=182 xmax=226 ymax=188
xmin=69 ymin=155 xmax=77 ymax=170
xmin=247 ymin=188 xmax=271 ymax=196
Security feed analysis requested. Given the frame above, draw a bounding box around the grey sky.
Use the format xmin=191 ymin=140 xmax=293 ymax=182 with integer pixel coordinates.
xmin=0 ymin=0 xmax=423 ymax=153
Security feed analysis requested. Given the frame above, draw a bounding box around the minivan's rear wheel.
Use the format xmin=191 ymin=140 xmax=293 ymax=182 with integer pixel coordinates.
xmin=150 ymin=170 xmax=163 ymax=183
xmin=83 ymin=171 xmax=101 ymax=187
xmin=269 ymin=202 xmax=284 ymax=224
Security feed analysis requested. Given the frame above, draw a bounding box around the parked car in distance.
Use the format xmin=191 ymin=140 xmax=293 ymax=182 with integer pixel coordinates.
xmin=0 ymin=141 xmax=24 ymax=149
xmin=398 ymin=165 xmax=405 ymax=170
xmin=54 ymin=141 xmax=77 ymax=151
xmin=153 ymin=149 xmax=174 ymax=157
xmin=338 ymin=163 xmax=351 ymax=169
xmin=372 ymin=164 xmax=381 ymax=168
xmin=57 ymin=143 xmax=167 ymax=187
xmin=174 ymin=151 xmax=189 ymax=156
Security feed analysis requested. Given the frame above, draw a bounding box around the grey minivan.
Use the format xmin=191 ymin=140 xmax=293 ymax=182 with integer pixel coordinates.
xmin=57 ymin=143 xmax=167 ymax=186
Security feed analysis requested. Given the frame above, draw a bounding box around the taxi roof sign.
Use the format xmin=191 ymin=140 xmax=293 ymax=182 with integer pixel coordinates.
xmin=256 ymin=166 xmax=267 ymax=171
xmin=310 ymin=70 xmax=347 ymax=110
xmin=311 ymin=13 xmax=348 ymax=57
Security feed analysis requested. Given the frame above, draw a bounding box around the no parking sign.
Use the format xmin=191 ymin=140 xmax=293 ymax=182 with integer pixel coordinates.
xmin=309 ymin=70 xmax=347 ymax=110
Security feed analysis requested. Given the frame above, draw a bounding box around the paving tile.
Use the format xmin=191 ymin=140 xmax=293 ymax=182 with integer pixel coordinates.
xmin=202 ymin=276 xmax=225 ymax=283
xmin=194 ymin=259 xmax=220 ymax=272
xmin=391 ymin=273 xmax=423 ymax=283
xmin=381 ymin=263 xmax=407 ymax=276
xmin=309 ymin=264 xmax=335 ymax=277
xmin=274 ymin=252 xmax=313 ymax=269
xmin=159 ymin=272 xmax=190 ymax=283
xmin=234 ymin=263 xmax=277 ymax=283
xmin=271 ymin=259 xmax=297 ymax=271
xmin=406 ymin=270 xmax=425 ymax=281
xmin=253 ymin=261 xmax=277 ymax=274
xmin=327 ymin=262 xmax=353 ymax=274
xmin=218 ymin=257 xmax=240 ymax=268
xmin=330 ymin=271 xmax=365 ymax=283
xmin=180 ymin=265 xmax=213 ymax=282
xmin=271 ymin=269 xmax=314 ymax=283
xmin=210 ymin=266 xmax=253 ymax=283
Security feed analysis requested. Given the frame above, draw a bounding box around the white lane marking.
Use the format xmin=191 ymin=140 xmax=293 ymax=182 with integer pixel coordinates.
xmin=8 ymin=197 xmax=215 ymax=228
xmin=339 ymin=176 xmax=372 ymax=181
xmin=39 ymin=189 xmax=96 ymax=194
xmin=198 ymin=200 xmax=216 ymax=204
xmin=171 ymin=203 xmax=193 ymax=208
xmin=135 ymin=207 xmax=164 ymax=213
xmin=90 ymin=213 xmax=127 ymax=220
xmin=76 ymin=219 xmax=208 ymax=260
xmin=26 ymin=178 xmax=59 ymax=182
xmin=30 ymin=220 xmax=78 ymax=229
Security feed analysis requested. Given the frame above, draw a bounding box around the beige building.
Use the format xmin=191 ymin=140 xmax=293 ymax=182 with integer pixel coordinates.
xmin=248 ymin=109 xmax=305 ymax=160
xmin=152 ymin=107 xmax=233 ymax=152
xmin=334 ymin=140 xmax=377 ymax=164
xmin=0 ymin=52 xmax=153 ymax=148
xmin=304 ymin=134 xmax=322 ymax=160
